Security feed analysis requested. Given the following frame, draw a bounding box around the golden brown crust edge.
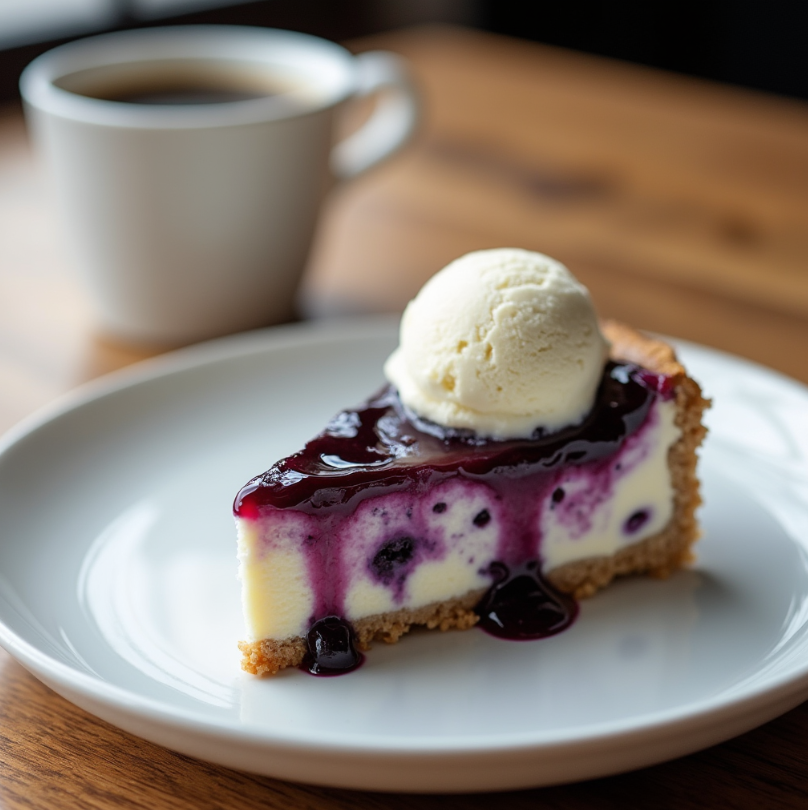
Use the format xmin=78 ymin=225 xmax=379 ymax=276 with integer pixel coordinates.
xmin=240 ymin=322 xmax=710 ymax=676
xmin=239 ymin=590 xmax=485 ymax=676
xmin=548 ymin=321 xmax=711 ymax=598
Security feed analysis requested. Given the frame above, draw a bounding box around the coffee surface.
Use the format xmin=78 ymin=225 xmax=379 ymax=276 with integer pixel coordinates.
xmin=55 ymin=61 xmax=299 ymax=107
xmin=90 ymin=82 xmax=274 ymax=105
xmin=82 ymin=81 xmax=281 ymax=106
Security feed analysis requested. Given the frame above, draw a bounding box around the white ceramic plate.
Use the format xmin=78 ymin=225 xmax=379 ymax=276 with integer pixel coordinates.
xmin=2 ymin=317 xmax=808 ymax=793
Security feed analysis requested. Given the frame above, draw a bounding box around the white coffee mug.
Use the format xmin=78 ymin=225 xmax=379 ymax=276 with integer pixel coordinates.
xmin=20 ymin=26 xmax=418 ymax=345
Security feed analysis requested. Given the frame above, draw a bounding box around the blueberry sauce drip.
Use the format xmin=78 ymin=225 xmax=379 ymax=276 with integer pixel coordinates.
xmin=233 ymin=362 xmax=666 ymax=517
xmin=476 ymin=561 xmax=578 ymax=640
xmin=301 ymin=616 xmax=364 ymax=676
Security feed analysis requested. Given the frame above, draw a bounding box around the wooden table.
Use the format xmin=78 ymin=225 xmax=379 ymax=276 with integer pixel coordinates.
xmin=2 ymin=25 xmax=808 ymax=808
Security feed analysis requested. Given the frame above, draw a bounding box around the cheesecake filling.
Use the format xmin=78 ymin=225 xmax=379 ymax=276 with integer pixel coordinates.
xmin=235 ymin=363 xmax=679 ymax=644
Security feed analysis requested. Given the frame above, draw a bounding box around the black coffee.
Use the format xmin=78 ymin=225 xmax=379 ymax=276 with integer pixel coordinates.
xmin=91 ymin=83 xmax=275 ymax=105
xmin=56 ymin=62 xmax=300 ymax=107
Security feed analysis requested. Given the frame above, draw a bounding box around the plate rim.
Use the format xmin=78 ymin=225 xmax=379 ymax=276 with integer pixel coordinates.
xmin=3 ymin=317 xmax=808 ymax=786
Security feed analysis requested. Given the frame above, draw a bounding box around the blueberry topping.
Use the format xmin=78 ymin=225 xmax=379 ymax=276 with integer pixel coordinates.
xmin=473 ymin=509 xmax=491 ymax=528
xmin=433 ymin=502 xmax=447 ymax=513
xmin=624 ymin=509 xmax=650 ymax=534
xmin=371 ymin=536 xmax=415 ymax=584
xmin=552 ymin=487 xmax=565 ymax=504
xmin=302 ymin=616 xmax=363 ymax=676
xmin=234 ymin=362 xmax=660 ymax=516
xmin=476 ymin=562 xmax=577 ymax=640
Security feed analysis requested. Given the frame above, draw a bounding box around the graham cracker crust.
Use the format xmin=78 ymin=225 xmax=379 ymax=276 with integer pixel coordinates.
xmin=239 ymin=590 xmax=485 ymax=676
xmin=240 ymin=323 xmax=710 ymax=677
xmin=548 ymin=321 xmax=711 ymax=598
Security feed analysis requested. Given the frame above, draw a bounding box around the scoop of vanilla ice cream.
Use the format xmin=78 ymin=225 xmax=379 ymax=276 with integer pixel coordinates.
xmin=384 ymin=249 xmax=610 ymax=439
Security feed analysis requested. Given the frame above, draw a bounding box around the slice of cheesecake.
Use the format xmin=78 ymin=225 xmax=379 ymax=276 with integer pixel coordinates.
xmin=234 ymin=321 xmax=709 ymax=676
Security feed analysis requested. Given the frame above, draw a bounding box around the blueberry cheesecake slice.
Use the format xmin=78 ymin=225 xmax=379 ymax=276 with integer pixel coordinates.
xmin=234 ymin=250 xmax=709 ymax=676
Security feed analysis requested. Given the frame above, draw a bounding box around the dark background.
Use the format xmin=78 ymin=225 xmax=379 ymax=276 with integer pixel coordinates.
xmin=485 ymin=0 xmax=808 ymax=101
xmin=1 ymin=0 xmax=806 ymax=103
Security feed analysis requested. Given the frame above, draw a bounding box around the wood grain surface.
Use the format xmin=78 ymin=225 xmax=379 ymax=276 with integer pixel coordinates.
xmin=1 ymin=24 xmax=808 ymax=809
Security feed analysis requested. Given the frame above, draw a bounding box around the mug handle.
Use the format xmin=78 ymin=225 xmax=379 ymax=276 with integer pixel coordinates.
xmin=331 ymin=51 xmax=419 ymax=180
